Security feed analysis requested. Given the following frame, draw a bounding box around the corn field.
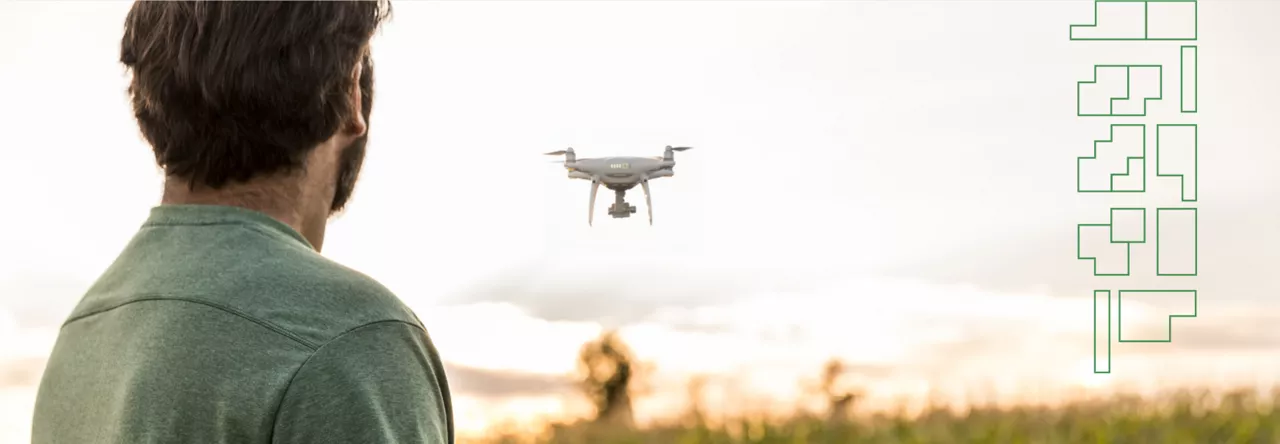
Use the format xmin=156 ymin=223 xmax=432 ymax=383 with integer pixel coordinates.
xmin=476 ymin=388 xmax=1280 ymax=444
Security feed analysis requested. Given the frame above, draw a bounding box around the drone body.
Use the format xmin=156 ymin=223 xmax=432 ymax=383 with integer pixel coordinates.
xmin=546 ymin=145 xmax=692 ymax=226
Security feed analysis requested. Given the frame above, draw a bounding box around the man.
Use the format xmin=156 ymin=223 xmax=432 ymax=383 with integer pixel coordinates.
xmin=32 ymin=2 xmax=454 ymax=443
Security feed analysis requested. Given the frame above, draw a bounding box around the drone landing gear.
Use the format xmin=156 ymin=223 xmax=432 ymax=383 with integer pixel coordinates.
xmin=607 ymin=189 xmax=637 ymax=219
xmin=587 ymin=182 xmax=652 ymax=226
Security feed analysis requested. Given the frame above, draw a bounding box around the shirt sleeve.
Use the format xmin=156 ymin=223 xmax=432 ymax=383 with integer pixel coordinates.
xmin=272 ymin=321 xmax=452 ymax=444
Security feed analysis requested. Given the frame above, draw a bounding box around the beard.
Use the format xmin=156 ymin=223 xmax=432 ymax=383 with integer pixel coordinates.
xmin=329 ymin=133 xmax=367 ymax=215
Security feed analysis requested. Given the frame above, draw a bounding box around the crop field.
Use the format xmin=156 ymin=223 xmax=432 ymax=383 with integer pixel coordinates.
xmin=474 ymin=388 xmax=1280 ymax=444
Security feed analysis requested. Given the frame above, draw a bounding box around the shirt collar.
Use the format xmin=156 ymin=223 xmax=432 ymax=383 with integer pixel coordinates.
xmin=143 ymin=204 xmax=315 ymax=250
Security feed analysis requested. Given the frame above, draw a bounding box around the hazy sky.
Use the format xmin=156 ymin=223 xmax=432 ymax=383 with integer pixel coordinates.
xmin=2 ymin=0 xmax=1280 ymax=441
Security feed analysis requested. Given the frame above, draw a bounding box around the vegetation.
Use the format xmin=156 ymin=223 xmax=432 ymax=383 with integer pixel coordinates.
xmin=473 ymin=331 xmax=1280 ymax=443
xmin=575 ymin=330 xmax=640 ymax=429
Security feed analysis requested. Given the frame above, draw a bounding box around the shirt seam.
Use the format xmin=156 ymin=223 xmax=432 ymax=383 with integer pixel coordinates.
xmin=63 ymin=295 xmax=320 ymax=350
xmin=267 ymin=320 xmax=428 ymax=444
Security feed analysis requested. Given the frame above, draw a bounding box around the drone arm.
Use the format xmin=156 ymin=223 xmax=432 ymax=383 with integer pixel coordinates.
xmin=647 ymin=169 xmax=674 ymax=180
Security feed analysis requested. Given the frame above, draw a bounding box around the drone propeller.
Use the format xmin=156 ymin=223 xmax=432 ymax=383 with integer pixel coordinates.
xmin=666 ymin=146 xmax=693 ymax=152
xmin=544 ymin=150 xmax=569 ymax=156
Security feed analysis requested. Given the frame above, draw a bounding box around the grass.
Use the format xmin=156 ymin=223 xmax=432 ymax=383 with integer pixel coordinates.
xmin=472 ymin=388 xmax=1280 ymax=444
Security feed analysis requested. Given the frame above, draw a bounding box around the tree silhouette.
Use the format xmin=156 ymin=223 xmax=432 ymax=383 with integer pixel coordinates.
xmin=577 ymin=329 xmax=637 ymax=428
xmin=801 ymin=357 xmax=864 ymax=423
xmin=684 ymin=375 xmax=709 ymax=426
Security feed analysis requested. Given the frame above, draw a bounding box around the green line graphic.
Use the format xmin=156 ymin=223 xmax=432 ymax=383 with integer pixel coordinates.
xmin=1077 ymin=208 xmax=1146 ymax=276
xmin=1078 ymin=65 xmax=1163 ymax=117
xmin=1094 ymin=290 xmax=1112 ymax=374
xmin=1156 ymin=207 xmax=1198 ymax=276
xmin=1072 ymin=0 xmax=1202 ymax=376
xmin=1180 ymin=46 xmax=1198 ymax=113
xmin=1078 ymin=124 xmax=1146 ymax=193
xmin=1155 ymin=124 xmax=1197 ymax=202
xmin=1117 ymin=290 xmax=1198 ymax=342
xmin=1069 ymin=0 xmax=1198 ymax=41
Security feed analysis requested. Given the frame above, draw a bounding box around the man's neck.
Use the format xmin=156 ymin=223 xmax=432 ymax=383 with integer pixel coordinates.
xmin=161 ymin=176 xmax=329 ymax=251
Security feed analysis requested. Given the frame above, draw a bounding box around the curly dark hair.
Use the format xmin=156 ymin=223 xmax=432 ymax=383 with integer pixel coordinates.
xmin=120 ymin=1 xmax=392 ymax=189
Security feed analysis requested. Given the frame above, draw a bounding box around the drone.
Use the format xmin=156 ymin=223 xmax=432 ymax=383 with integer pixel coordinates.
xmin=546 ymin=145 xmax=692 ymax=226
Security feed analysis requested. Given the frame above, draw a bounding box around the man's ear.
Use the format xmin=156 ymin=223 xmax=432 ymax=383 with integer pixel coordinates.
xmin=345 ymin=61 xmax=368 ymax=137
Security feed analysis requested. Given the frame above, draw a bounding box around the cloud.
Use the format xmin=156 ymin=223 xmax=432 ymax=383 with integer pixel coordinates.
xmin=1141 ymin=309 xmax=1280 ymax=354
xmin=443 ymin=247 xmax=928 ymax=330
xmin=0 ymin=320 xmax=57 ymax=389
xmin=0 ymin=357 xmax=45 ymax=389
xmin=443 ymin=362 xmax=574 ymax=399
xmin=884 ymin=198 xmax=1280 ymax=303
xmin=444 ymin=258 xmax=762 ymax=326
xmin=897 ymin=298 xmax=1280 ymax=391
xmin=0 ymin=272 xmax=89 ymax=329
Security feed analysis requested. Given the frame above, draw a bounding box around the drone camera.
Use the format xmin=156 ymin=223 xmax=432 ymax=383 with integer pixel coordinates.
xmin=606 ymin=202 xmax=637 ymax=219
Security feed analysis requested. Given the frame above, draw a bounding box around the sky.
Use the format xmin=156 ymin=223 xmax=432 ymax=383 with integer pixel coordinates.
xmin=2 ymin=0 xmax=1280 ymax=442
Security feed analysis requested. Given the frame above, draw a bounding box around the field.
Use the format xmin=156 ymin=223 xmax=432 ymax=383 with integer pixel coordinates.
xmin=475 ymin=388 xmax=1280 ymax=444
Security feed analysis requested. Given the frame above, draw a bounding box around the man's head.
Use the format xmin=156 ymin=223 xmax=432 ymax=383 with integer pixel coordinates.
xmin=121 ymin=1 xmax=391 ymax=242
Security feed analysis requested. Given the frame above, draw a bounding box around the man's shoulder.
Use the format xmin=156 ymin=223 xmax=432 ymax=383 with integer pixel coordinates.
xmin=69 ymin=221 xmax=423 ymax=349
xmin=253 ymin=254 xmax=423 ymax=346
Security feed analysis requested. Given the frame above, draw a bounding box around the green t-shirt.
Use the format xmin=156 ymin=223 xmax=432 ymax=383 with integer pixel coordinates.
xmin=32 ymin=204 xmax=454 ymax=443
